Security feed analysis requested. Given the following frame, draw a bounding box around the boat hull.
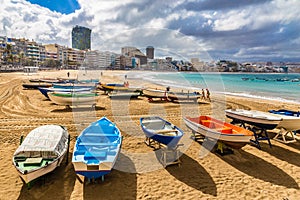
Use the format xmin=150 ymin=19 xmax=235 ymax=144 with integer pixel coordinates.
xmin=108 ymin=91 xmax=140 ymax=99
xmin=53 ymin=83 xmax=96 ymax=90
xmin=184 ymin=116 xmax=253 ymax=148
xmin=15 ymin=152 xmax=66 ymax=183
xmin=100 ymin=83 xmax=128 ymax=92
xmin=269 ymin=110 xmax=300 ymax=131
xmin=167 ymin=92 xmax=200 ymax=102
xmin=38 ymin=87 xmax=92 ymax=99
xmin=22 ymin=83 xmax=52 ymax=89
xmin=142 ymin=89 xmax=166 ymax=99
xmin=225 ymin=109 xmax=282 ymax=130
xmin=48 ymin=92 xmax=99 ymax=106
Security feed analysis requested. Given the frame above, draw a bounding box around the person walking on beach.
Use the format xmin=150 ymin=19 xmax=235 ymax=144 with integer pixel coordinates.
xmin=206 ymin=88 xmax=211 ymax=102
xmin=67 ymin=72 xmax=70 ymax=78
xmin=201 ymin=89 xmax=206 ymax=100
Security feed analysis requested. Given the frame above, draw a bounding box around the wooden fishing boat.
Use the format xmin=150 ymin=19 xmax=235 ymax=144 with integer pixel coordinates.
xmin=72 ymin=117 xmax=122 ymax=180
xmin=22 ymin=83 xmax=52 ymax=89
xmin=225 ymin=109 xmax=282 ymax=130
xmin=13 ymin=125 xmax=69 ymax=184
xmin=48 ymin=92 xmax=100 ymax=107
xmin=142 ymin=88 xmax=167 ymax=101
xmin=38 ymin=87 xmax=93 ymax=99
xmin=184 ymin=115 xmax=254 ymax=148
xmin=167 ymin=91 xmax=201 ymax=102
xmin=140 ymin=116 xmax=184 ymax=148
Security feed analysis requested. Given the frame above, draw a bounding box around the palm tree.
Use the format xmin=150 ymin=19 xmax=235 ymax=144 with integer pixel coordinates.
xmin=3 ymin=43 xmax=12 ymax=64
xmin=18 ymin=51 xmax=25 ymax=66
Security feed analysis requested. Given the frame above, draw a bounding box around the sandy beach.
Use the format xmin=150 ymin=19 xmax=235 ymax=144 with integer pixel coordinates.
xmin=0 ymin=70 xmax=299 ymax=200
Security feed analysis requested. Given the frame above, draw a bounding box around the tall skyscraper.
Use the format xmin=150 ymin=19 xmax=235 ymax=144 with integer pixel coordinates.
xmin=146 ymin=46 xmax=154 ymax=59
xmin=72 ymin=25 xmax=91 ymax=50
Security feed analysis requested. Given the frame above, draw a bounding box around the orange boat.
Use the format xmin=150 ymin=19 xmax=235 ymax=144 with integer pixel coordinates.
xmin=184 ymin=115 xmax=254 ymax=149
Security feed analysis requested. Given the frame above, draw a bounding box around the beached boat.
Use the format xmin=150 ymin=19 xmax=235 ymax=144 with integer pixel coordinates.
xmin=22 ymin=83 xmax=52 ymax=89
xmin=72 ymin=117 xmax=122 ymax=180
xmin=268 ymin=109 xmax=300 ymax=143
xmin=268 ymin=109 xmax=300 ymax=131
xmin=53 ymin=83 xmax=97 ymax=90
xmin=225 ymin=109 xmax=282 ymax=130
xmin=57 ymin=78 xmax=78 ymax=83
xmin=269 ymin=109 xmax=300 ymax=117
xmin=142 ymin=88 xmax=167 ymax=101
xmin=167 ymin=91 xmax=201 ymax=102
xmin=29 ymin=78 xmax=62 ymax=83
xmin=13 ymin=125 xmax=69 ymax=184
xmin=38 ymin=87 xmax=93 ymax=99
xmin=108 ymin=91 xmax=141 ymax=99
xmin=184 ymin=116 xmax=254 ymax=148
xmin=99 ymin=83 xmax=128 ymax=92
xmin=48 ymin=92 xmax=100 ymax=107
xmin=140 ymin=116 xmax=184 ymax=148
xmin=78 ymin=79 xmax=100 ymax=84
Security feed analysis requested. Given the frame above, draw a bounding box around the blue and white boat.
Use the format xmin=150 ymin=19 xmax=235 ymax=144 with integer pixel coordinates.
xmin=269 ymin=109 xmax=300 ymax=132
xmin=268 ymin=109 xmax=300 ymax=143
xmin=140 ymin=116 xmax=183 ymax=148
xmin=53 ymin=83 xmax=97 ymax=90
xmin=72 ymin=117 xmax=122 ymax=180
xmin=269 ymin=109 xmax=300 ymax=117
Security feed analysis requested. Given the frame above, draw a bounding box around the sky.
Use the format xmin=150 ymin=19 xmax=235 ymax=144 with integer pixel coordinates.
xmin=1 ymin=0 xmax=300 ymax=62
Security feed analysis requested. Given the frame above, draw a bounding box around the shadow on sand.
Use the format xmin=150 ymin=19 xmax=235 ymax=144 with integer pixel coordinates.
xmin=17 ymin=153 xmax=76 ymax=200
xmin=166 ymin=154 xmax=217 ymax=196
xmin=259 ymin=142 xmax=300 ymax=167
xmin=218 ymin=149 xmax=299 ymax=189
xmin=285 ymin=138 xmax=300 ymax=151
xmin=51 ymin=106 xmax=105 ymax=113
xmin=83 ymin=153 xmax=137 ymax=200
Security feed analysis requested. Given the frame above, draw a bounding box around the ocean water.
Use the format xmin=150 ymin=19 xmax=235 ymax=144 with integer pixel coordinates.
xmin=134 ymin=72 xmax=300 ymax=104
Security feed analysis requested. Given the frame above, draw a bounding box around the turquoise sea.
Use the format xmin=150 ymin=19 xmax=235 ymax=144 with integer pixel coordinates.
xmin=135 ymin=72 xmax=300 ymax=104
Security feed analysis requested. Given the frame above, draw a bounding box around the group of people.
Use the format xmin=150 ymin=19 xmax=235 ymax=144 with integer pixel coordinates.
xmin=201 ymin=88 xmax=211 ymax=102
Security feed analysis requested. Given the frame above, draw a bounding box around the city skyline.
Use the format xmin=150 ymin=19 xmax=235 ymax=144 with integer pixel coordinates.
xmin=1 ymin=0 xmax=300 ymax=62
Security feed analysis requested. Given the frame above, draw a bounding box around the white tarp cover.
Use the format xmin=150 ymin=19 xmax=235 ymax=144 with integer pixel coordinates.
xmin=14 ymin=125 xmax=69 ymax=158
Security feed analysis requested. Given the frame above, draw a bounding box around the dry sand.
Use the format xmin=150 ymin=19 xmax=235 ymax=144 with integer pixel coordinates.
xmin=0 ymin=70 xmax=299 ymax=200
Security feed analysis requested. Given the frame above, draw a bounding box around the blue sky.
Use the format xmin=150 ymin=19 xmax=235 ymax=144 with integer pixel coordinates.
xmin=26 ymin=0 xmax=80 ymax=14
xmin=1 ymin=0 xmax=300 ymax=62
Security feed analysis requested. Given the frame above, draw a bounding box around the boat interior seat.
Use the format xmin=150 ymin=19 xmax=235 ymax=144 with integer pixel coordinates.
xmin=201 ymin=120 xmax=214 ymax=128
xmin=84 ymin=151 xmax=107 ymax=159
xmin=74 ymin=150 xmax=86 ymax=156
xmin=144 ymin=120 xmax=166 ymax=130
xmin=78 ymin=142 xmax=119 ymax=147
xmin=201 ymin=120 xmax=233 ymax=133
xmin=216 ymin=127 xmax=233 ymax=134
xmin=84 ymin=133 xmax=117 ymax=137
